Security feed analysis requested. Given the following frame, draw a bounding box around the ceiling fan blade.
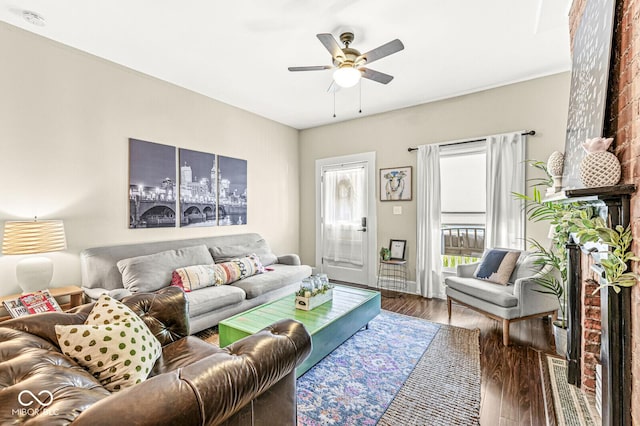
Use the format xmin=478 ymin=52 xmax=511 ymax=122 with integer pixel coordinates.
xmin=317 ymin=33 xmax=344 ymax=59
xmin=288 ymin=65 xmax=333 ymax=72
xmin=359 ymin=39 xmax=404 ymax=65
xmin=327 ymin=80 xmax=341 ymax=93
xmin=360 ymin=68 xmax=394 ymax=84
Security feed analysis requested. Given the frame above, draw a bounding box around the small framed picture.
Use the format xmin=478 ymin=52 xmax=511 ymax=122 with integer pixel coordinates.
xmin=380 ymin=166 xmax=412 ymax=201
xmin=389 ymin=239 xmax=407 ymax=260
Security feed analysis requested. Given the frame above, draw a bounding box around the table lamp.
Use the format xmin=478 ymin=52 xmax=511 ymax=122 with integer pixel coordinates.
xmin=2 ymin=218 xmax=67 ymax=293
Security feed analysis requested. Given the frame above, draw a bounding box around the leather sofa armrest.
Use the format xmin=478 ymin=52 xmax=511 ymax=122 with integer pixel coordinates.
xmin=1 ymin=312 xmax=87 ymax=347
xmin=277 ymin=254 xmax=301 ymax=265
xmin=3 ymin=287 xmax=189 ymax=349
xmin=456 ymin=262 xmax=479 ymax=278
xmin=71 ymin=319 xmax=312 ymax=426
xmin=73 ymin=287 xmax=190 ymax=346
xmin=82 ymin=286 xmax=132 ymax=301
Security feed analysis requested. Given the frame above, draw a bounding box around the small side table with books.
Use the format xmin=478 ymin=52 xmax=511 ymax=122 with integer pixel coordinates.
xmin=0 ymin=286 xmax=84 ymax=321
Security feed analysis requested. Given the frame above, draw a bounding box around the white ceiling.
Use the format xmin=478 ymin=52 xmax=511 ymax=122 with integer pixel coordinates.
xmin=0 ymin=0 xmax=572 ymax=130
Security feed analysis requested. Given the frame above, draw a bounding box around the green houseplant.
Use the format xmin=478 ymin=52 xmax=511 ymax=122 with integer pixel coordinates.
xmin=513 ymin=161 xmax=594 ymax=355
xmin=380 ymin=247 xmax=391 ymax=261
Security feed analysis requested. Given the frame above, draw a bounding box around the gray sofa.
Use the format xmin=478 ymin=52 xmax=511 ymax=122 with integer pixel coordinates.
xmin=80 ymin=233 xmax=312 ymax=333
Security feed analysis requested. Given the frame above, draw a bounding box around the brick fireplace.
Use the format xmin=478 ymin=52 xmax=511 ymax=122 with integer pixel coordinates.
xmin=569 ymin=0 xmax=640 ymax=424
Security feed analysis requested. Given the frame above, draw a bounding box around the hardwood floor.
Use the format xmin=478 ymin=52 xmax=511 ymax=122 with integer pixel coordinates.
xmin=380 ymin=290 xmax=555 ymax=426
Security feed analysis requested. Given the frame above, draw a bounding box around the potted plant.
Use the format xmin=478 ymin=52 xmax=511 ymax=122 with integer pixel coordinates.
xmin=380 ymin=247 xmax=391 ymax=261
xmin=513 ymin=162 xmax=593 ymax=355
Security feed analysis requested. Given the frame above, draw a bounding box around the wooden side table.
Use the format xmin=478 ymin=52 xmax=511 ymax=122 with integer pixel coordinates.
xmin=0 ymin=286 xmax=85 ymax=322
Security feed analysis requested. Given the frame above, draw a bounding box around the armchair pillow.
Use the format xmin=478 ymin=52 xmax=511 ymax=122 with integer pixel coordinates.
xmin=474 ymin=249 xmax=521 ymax=285
xmin=55 ymin=295 xmax=162 ymax=392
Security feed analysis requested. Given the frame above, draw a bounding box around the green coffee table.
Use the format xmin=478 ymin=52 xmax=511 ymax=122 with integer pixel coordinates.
xmin=219 ymin=285 xmax=381 ymax=377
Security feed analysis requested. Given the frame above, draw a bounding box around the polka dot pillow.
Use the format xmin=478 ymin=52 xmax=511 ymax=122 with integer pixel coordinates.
xmin=55 ymin=295 xmax=162 ymax=392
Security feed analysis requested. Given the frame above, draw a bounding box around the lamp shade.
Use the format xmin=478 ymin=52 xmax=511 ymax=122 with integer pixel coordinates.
xmin=333 ymin=67 xmax=361 ymax=88
xmin=2 ymin=219 xmax=67 ymax=255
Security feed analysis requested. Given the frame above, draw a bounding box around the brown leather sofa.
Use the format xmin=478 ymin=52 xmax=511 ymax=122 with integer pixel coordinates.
xmin=0 ymin=286 xmax=311 ymax=425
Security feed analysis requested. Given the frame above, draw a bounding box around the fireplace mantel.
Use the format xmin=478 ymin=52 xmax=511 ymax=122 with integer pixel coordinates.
xmin=562 ymin=183 xmax=636 ymax=426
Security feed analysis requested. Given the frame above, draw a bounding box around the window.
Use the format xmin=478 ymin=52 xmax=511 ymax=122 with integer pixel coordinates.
xmin=439 ymin=142 xmax=486 ymax=268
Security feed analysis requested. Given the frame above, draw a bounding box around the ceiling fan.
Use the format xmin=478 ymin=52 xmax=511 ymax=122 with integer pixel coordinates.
xmin=288 ymin=32 xmax=404 ymax=91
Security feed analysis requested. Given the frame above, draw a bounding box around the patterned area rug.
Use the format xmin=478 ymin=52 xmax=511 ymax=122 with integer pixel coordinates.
xmin=297 ymin=311 xmax=481 ymax=425
xmin=195 ymin=311 xmax=481 ymax=425
xmin=543 ymin=355 xmax=598 ymax=426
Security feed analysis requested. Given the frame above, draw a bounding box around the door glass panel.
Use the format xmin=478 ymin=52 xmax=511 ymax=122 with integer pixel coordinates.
xmin=322 ymin=165 xmax=366 ymax=266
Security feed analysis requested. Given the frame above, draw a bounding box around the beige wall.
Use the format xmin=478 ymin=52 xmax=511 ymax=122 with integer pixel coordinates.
xmin=299 ymin=72 xmax=571 ymax=283
xmin=0 ymin=22 xmax=300 ymax=296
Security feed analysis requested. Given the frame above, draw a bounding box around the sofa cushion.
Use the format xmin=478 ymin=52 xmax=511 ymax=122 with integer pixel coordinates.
xmin=209 ymin=238 xmax=278 ymax=267
xmin=232 ymin=264 xmax=311 ymax=299
xmin=171 ymin=264 xmax=218 ymax=292
xmin=474 ymin=249 xmax=520 ymax=285
xmin=55 ymin=295 xmax=162 ymax=391
xmin=186 ymin=285 xmax=247 ymax=317
xmin=445 ymin=276 xmax=518 ymax=308
xmin=117 ymin=245 xmax=213 ymax=293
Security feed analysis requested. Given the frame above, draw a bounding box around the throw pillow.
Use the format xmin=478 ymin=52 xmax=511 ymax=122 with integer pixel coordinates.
xmin=55 ymin=295 xmax=162 ymax=392
xmin=474 ymin=249 xmax=521 ymax=285
xmin=213 ymin=254 xmax=265 ymax=285
xmin=171 ymin=264 xmax=218 ymax=292
xmin=117 ymin=245 xmax=213 ymax=293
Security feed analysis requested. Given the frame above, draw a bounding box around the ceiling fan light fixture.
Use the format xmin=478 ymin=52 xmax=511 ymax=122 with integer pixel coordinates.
xmin=333 ymin=66 xmax=361 ymax=88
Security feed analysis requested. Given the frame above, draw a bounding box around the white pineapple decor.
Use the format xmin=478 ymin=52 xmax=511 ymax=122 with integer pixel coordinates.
xmin=580 ymin=137 xmax=621 ymax=187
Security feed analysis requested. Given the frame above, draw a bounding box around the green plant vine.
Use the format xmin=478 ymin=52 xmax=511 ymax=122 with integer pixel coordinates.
xmin=573 ymin=218 xmax=640 ymax=293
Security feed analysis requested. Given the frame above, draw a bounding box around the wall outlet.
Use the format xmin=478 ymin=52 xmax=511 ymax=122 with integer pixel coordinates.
xmin=393 ymin=206 xmax=402 ymax=215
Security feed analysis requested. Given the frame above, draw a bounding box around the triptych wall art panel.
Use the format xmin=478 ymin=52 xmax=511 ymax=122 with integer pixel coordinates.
xmin=128 ymin=138 xmax=247 ymax=229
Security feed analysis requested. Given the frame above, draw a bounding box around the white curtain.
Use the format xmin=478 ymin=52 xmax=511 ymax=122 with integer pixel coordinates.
xmin=416 ymin=144 xmax=443 ymax=298
xmin=485 ymin=132 xmax=526 ymax=250
xmin=322 ymin=166 xmax=365 ymax=265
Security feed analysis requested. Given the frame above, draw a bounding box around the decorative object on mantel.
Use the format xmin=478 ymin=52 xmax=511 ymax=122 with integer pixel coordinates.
xmin=295 ymin=274 xmax=334 ymax=310
xmin=579 ymin=137 xmax=621 ymax=188
xmin=546 ymin=151 xmax=564 ymax=193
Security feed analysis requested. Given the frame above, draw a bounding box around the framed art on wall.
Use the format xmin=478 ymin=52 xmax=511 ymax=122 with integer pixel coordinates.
xmin=380 ymin=166 xmax=412 ymax=201
xmin=218 ymin=155 xmax=248 ymax=226
xmin=389 ymin=239 xmax=407 ymax=260
xmin=128 ymin=138 xmax=177 ymax=229
xmin=178 ymin=148 xmax=217 ymax=227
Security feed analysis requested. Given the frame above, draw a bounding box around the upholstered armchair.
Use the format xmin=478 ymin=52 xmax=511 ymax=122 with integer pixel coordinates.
xmin=444 ymin=252 xmax=559 ymax=346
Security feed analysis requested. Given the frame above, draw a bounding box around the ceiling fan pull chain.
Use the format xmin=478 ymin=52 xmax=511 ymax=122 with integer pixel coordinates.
xmin=359 ymin=80 xmax=362 ymax=114
xmin=333 ymin=91 xmax=336 ymax=118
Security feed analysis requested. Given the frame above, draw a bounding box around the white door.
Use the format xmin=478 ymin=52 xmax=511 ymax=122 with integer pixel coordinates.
xmin=316 ymin=152 xmax=377 ymax=285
